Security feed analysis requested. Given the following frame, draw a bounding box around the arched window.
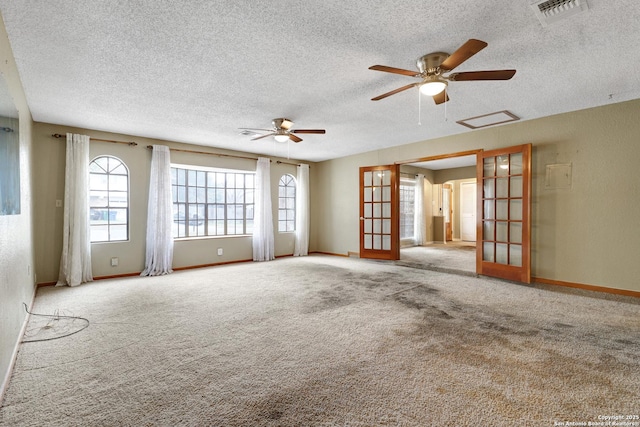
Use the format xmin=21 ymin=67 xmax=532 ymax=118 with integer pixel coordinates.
xmin=278 ymin=174 xmax=296 ymax=232
xmin=89 ymin=156 xmax=129 ymax=242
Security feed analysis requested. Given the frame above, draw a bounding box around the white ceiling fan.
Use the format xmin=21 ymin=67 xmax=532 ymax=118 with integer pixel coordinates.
xmin=239 ymin=118 xmax=326 ymax=143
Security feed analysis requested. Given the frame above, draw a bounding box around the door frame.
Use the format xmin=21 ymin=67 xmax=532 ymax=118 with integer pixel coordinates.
xmin=397 ymin=150 xmax=482 ymax=245
xmin=395 ymin=146 xmax=532 ymax=284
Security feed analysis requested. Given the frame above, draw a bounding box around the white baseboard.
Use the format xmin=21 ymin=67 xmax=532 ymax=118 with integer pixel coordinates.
xmin=0 ymin=286 xmax=37 ymax=406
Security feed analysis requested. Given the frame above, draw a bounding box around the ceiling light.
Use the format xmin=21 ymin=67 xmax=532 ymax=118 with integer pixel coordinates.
xmin=274 ymin=134 xmax=289 ymax=143
xmin=419 ymin=79 xmax=447 ymax=96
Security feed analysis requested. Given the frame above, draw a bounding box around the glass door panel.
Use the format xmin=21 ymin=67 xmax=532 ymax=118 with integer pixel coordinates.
xmin=510 ymin=222 xmax=522 ymax=244
xmin=510 ymin=200 xmax=523 ymax=221
xmin=510 ymin=245 xmax=523 ymax=267
xmin=496 ymin=178 xmax=509 ymax=198
xmin=484 ymin=178 xmax=495 ymax=198
xmin=496 ymin=200 xmax=508 ymax=220
xmin=496 ymin=243 xmax=508 ymax=264
xmin=496 ymin=221 xmax=508 ymax=242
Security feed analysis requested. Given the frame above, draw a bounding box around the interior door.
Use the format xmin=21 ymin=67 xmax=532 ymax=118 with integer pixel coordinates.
xmin=443 ymin=184 xmax=453 ymax=241
xmin=477 ymin=144 xmax=532 ymax=283
xmin=460 ymin=181 xmax=476 ymax=241
xmin=359 ymin=165 xmax=399 ymax=260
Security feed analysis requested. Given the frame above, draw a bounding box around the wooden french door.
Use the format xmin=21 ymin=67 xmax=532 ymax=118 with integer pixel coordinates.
xmin=359 ymin=165 xmax=400 ymax=260
xmin=477 ymin=144 xmax=532 ymax=283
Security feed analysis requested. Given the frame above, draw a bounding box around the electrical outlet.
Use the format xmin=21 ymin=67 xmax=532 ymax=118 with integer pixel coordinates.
xmin=217 ymin=248 xmax=223 ymax=256
xmin=110 ymin=257 xmax=119 ymax=267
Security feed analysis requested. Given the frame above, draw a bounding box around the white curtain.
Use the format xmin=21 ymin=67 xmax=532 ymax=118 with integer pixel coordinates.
xmin=293 ymin=163 xmax=310 ymax=256
xmin=253 ymin=157 xmax=274 ymax=261
xmin=141 ymin=145 xmax=174 ymax=276
xmin=57 ymin=133 xmax=93 ymax=287
xmin=414 ymin=174 xmax=425 ymax=246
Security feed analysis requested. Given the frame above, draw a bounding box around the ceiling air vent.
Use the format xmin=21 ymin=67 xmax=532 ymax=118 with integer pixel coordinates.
xmin=530 ymin=0 xmax=590 ymax=26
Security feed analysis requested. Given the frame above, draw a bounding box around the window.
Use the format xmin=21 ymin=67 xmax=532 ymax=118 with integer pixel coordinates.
xmin=399 ymin=178 xmax=415 ymax=240
xmin=278 ymin=174 xmax=296 ymax=232
xmin=171 ymin=166 xmax=254 ymax=238
xmin=89 ymin=156 xmax=129 ymax=242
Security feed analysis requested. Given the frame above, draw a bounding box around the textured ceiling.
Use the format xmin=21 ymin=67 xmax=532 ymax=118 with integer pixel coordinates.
xmin=1 ymin=1 xmax=639 ymax=162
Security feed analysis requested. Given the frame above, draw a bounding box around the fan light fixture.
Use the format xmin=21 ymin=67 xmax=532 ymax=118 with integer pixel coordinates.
xmin=419 ymin=79 xmax=447 ymax=96
xmin=274 ymin=134 xmax=289 ymax=142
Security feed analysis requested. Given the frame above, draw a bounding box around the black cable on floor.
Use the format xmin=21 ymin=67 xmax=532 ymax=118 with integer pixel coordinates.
xmin=21 ymin=303 xmax=90 ymax=343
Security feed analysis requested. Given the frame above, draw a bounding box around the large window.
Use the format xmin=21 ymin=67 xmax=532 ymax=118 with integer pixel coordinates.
xmin=399 ymin=177 xmax=415 ymax=240
xmin=89 ymin=156 xmax=129 ymax=242
xmin=171 ymin=166 xmax=254 ymax=238
xmin=278 ymin=174 xmax=296 ymax=232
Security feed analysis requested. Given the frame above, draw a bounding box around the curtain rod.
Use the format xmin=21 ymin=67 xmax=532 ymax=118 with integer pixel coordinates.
xmin=51 ymin=132 xmax=304 ymax=166
xmin=145 ymin=145 xmax=303 ymax=167
xmin=52 ymin=133 xmax=138 ymax=146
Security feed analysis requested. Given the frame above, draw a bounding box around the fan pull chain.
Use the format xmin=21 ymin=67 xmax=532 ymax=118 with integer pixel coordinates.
xmin=418 ymin=90 xmax=422 ymax=126
xmin=444 ymin=88 xmax=448 ymax=122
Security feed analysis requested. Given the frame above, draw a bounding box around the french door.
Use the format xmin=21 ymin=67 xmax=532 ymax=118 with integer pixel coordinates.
xmin=477 ymin=144 xmax=532 ymax=283
xmin=359 ymin=165 xmax=400 ymax=260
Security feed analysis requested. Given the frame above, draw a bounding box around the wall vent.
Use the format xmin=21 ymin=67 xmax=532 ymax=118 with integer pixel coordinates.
xmin=530 ymin=0 xmax=590 ymax=26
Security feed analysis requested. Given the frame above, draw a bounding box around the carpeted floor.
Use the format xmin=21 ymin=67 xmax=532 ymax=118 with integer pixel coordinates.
xmin=399 ymin=242 xmax=476 ymax=275
xmin=1 ymin=255 xmax=638 ymax=426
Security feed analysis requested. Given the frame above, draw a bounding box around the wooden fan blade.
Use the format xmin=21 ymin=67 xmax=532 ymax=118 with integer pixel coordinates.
xmin=251 ymin=133 xmax=275 ymax=141
xmin=439 ymin=39 xmax=488 ymax=72
xmin=448 ymin=69 xmax=516 ymax=81
xmin=372 ymin=83 xmax=419 ymax=101
xmin=289 ymin=134 xmax=303 ymax=143
xmin=433 ymin=91 xmax=449 ymax=105
xmin=291 ymin=129 xmax=326 ymax=134
xmin=369 ymin=65 xmax=419 ymax=77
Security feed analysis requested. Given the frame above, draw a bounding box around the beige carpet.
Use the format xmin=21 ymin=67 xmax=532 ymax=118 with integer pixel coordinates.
xmin=1 ymin=255 xmax=638 ymax=426
xmin=399 ymin=242 xmax=476 ymax=276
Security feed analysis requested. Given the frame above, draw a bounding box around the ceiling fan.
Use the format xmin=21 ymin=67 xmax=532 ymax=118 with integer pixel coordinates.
xmin=369 ymin=39 xmax=516 ymax=104
xmin=239 ymin=118 xmax=326 ymax=143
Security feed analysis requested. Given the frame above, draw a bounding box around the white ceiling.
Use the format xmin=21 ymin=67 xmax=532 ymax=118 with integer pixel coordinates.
xmin=1 ymin=1 xmax=639 ymax=163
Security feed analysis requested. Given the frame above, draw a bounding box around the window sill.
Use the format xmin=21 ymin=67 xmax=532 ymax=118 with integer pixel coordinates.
xmin=173 ymin=234 xmax=252 ymax=242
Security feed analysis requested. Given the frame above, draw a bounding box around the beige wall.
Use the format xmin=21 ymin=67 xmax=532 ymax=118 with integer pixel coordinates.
xmin=315 ymin=99 xmax=640 ymax=293
xmin=434 ymin=166 xmax=476 ymax=184
xmin=0 ymin=17 xmax=35 ymax=399
xmin=32 ymin=122 xmax=317 ymax=283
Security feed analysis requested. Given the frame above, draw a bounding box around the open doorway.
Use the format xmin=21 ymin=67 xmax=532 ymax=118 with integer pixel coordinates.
xmin=397 ymin=151 xmax=479 ymax=275
xmin=395 ymin=144 xmax=532 ymax=282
